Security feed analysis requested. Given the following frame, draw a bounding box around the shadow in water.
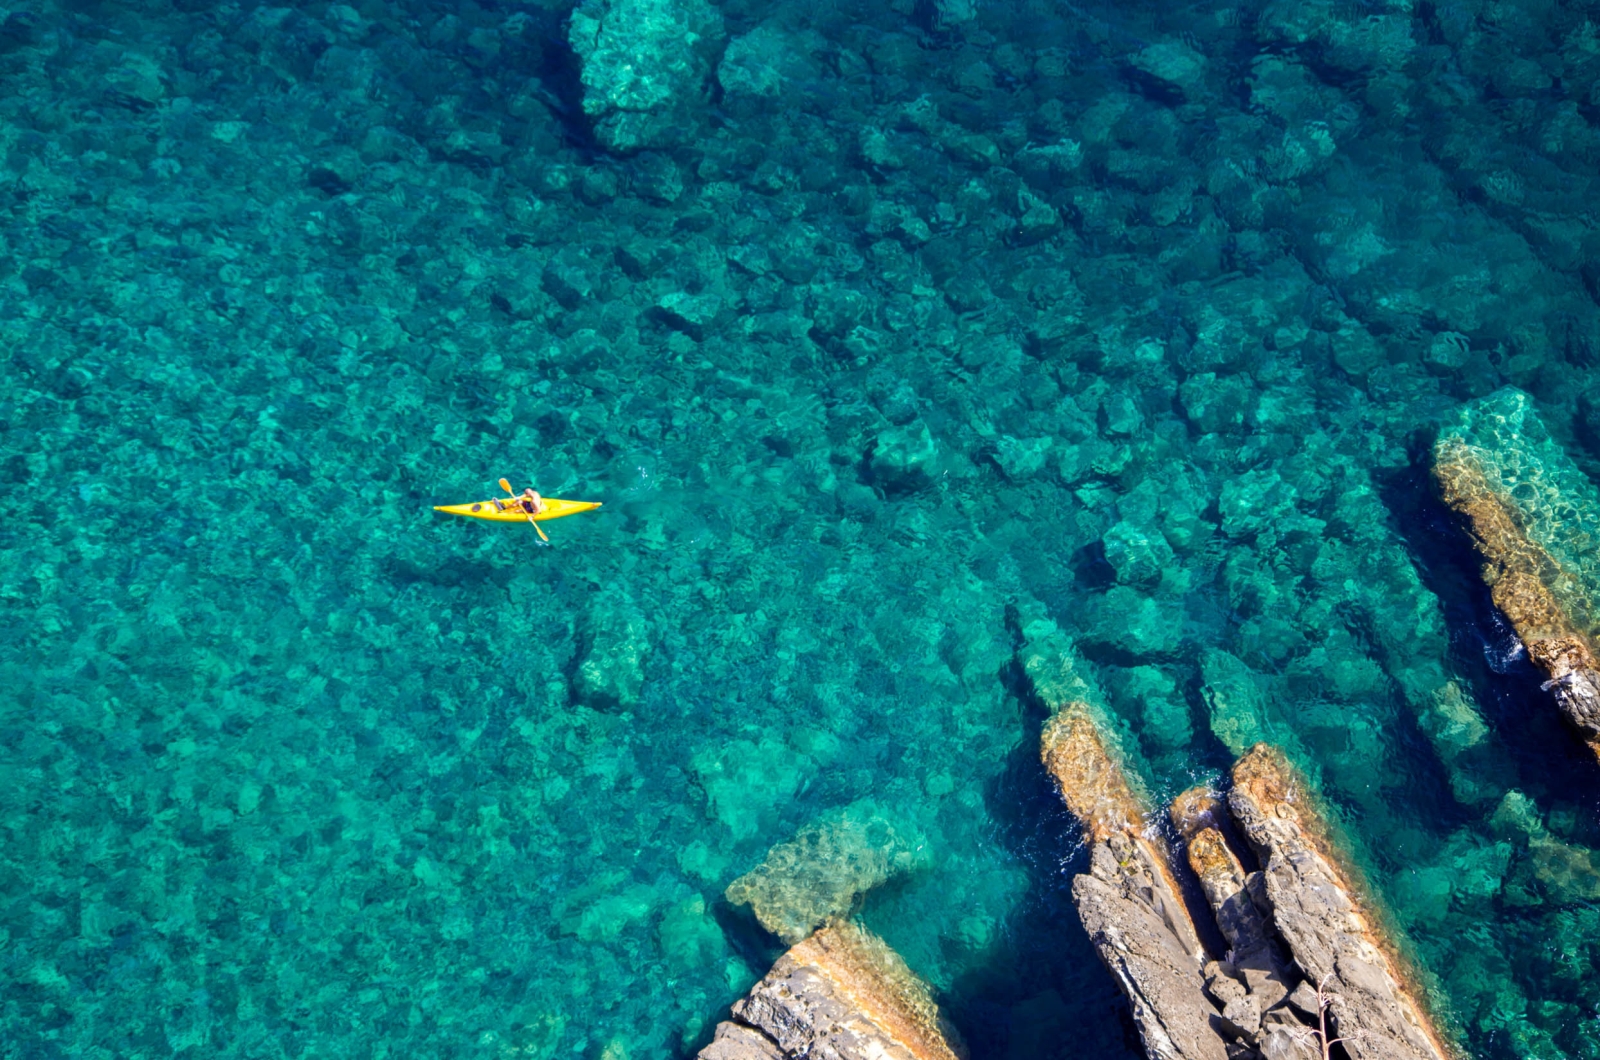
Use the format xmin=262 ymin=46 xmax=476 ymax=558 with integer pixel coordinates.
xmin=939 ymin=666 xmax=1144 ymax=1060
xmin=1379 ymin=457 xmax=1600 ymax=836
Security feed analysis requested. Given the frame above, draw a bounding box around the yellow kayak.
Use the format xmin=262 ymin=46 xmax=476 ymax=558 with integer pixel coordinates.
xmin=434 ymin=497 xmax=602 ymax=524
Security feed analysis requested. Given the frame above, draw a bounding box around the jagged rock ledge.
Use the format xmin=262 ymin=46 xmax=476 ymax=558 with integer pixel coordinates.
xmin=1041 ymin=703 xmax=1232 ymax=1060
xmin=697 ymin=919 xmax=966 ymax=1060
xmin=1040 ymin=700 xmax=1456 ymax=1060
xmin=1434 ymin=386 xmax=1600 ymax=759
xmin=1228 ymin=746 xmax=1454 ymax=1060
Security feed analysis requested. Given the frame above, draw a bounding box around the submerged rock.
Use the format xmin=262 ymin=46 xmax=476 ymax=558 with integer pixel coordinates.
xmin=1200 ymin=649 xmax=1270 ymax=757
xmin=574 ymin=611 xmax=649 ymax=711
xmin=725 ymin=799 xmax=929 ymax=943
xmin=568 ymin=0 xmax=725 ymax=152
xmin=1020 ymin=620 xmax=1112 ymax=723
xmin=697 ymin=919 xmax=966 ymax=1060
xmin=1488 ymin=790 xmax=1600 ymax=906
xmin=1411 ymin=679 xmax=1509 ymax=809
xmin=1228 ymin=746 xmax=1452 ymax=1060
xmin=1041 ymin=704 xmax=1230 ymax=1060
xmin=1435 ymin=387 xmax=1600 ymax=759
xmin=867 ymin=422 xmax=939 ymax=494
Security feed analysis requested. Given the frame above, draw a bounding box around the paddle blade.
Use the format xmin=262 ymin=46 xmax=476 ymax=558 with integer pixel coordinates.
xmin=498 ymin=477 xmax=514 ymax=495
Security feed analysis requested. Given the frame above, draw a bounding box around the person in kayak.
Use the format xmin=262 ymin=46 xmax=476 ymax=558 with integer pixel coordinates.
xmin=493 ymin=487 xmax=545 ymax=515
xmin=516 ymin=488 xmax=545 ymax=515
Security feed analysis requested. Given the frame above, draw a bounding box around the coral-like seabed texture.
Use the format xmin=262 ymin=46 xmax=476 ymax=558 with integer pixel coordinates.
xmin=3 ymin=0 xmax=1600 ymax=1057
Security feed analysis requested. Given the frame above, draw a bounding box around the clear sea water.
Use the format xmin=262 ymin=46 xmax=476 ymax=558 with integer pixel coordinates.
xmin=3 ymin=0 xmax=1600 ymax=1058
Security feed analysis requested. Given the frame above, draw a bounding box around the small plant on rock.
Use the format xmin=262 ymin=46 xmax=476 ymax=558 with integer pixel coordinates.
xmin=1289 ymin=975 xmax=1358 ymax=1060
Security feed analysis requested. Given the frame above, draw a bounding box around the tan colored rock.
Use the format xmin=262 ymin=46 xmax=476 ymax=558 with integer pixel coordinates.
xmin=1434 ymin=390 xmax=1600 ymax=759
xmin=725 ymin=800 xmax=928 ymax=943
xmin=1435 ymin=441 xmax=1589 ymax=648
xmin=1041 ymin=704 xmax=1229 ymax=1060
xmin=1228 ymin=746 xmax=1453 ymax=1060
xmin=697 ymin=920 xmax=965 ymax=1060
xmin=1170 ymin=790 xmax=1277 ymax=965
xmin=1040 ymin=703 xmax=1149 ymax=842
xmin=1171 ymin=788 xmax=1300 ymax=1046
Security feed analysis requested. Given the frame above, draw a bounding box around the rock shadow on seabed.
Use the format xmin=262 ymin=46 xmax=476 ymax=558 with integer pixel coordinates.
xmin=1380 ymin=455 xmax=1600 ymax=802
xmin=1434 ymin=388 xmax=1600 ymax=763
xmin=949 ymin=657 xmax=1146 ymax=1060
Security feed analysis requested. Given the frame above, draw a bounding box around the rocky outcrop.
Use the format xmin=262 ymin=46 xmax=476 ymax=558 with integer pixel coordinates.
xmin=705 ymin=803 xmax=957 ymax=1060
xmin=1229 ymin=746 xmax=1452 ymax=1060
xmin=725 ymin=800 xmax=928 ymax=943
xmin=697 ymin=919 xmax=966 ymax=1060
xmin=567 ymin=0 xmax=725 ymax=152
xmin=1434 ymin=387 xmax=1600 ymax=759
xmin=1037 ymin=678 xmax=1457 ymax=1060
xmin=1169 ymin=789 xmax=1309 ymax=1059
xmin=1041 ymin=704 xmax=1232 ymax=1060
xmin=1020 ymin=616 xmax=1457 ymax=1060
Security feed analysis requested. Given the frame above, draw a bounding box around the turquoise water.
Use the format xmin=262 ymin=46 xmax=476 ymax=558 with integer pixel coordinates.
xmin=4 ymin=0 xmax=1600 ymax=1057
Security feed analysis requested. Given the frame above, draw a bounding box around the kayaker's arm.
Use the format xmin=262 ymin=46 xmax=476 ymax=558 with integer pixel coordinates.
xmin=499 ymin=477 xmax=550 ymax=542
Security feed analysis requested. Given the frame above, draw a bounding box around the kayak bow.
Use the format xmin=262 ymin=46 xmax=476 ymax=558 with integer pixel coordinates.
xmin=434 ymin=498 xmax=602 ymax=524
